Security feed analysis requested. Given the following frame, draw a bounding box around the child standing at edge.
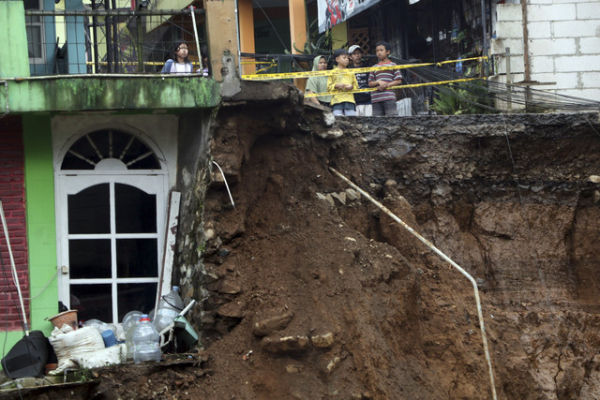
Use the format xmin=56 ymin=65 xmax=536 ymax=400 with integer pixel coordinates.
xmin=327 ymin=48 xmax=358 ymax=116
xmin=348 ymin=44 xmax=372 ymax=116
xmin=368 ymin=41 xmax=402 ymax=116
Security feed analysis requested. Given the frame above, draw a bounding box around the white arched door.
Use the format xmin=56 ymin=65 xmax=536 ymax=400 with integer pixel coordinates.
xmin=55 ymin=129 xmax=167 ymax=324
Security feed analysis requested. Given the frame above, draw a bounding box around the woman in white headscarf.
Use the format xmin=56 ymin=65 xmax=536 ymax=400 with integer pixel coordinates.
xmin=305 ymin=55 xmax=332 ymax=106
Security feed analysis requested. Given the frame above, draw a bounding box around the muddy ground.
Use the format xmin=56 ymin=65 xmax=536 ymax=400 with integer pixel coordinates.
xmin=38 ymin=97 xmax=600 ymax=399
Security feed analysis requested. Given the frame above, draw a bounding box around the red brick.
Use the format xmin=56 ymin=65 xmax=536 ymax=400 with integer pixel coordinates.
xmin=0 ymin=117 xmax=30 ymax=332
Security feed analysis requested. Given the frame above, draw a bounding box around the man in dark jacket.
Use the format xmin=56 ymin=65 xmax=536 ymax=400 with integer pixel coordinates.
xmin=349 ymin=44 xmax=372 ymax=116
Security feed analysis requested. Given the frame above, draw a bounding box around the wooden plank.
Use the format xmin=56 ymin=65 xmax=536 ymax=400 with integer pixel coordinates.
xmin=155 ymin=191 xmax=181 ymax=313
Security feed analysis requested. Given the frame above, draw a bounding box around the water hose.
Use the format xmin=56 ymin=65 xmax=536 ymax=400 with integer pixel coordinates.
xmin=329 ymin=167 xmax=497 ymax=400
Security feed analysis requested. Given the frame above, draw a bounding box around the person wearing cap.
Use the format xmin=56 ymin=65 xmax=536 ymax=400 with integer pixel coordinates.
xmin=327 ymin=48 xmax=358 ymax=116
xmin=348 ymin=45 xmax=372 ymax=116
xmin=305 ymin=55 xmax=332 ymax=106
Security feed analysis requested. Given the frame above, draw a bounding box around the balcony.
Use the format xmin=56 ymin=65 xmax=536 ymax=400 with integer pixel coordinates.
xmin=25 ymin=7 xmax=207 ymax=75
xmin=0 ymin=7 xmax=220 ymax=113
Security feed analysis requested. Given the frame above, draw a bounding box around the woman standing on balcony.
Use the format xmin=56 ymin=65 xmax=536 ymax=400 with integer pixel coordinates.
xmin=161 ymin=42 xmax=193 ymax=74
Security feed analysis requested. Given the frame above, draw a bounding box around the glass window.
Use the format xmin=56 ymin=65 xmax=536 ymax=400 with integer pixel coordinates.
xmin=61 ymin=130 xmax=161 ymax=170
xmin=24 ymin=0 xmax=44 ymax=63
xmin=117 ymin=239 xmax=158 ymax=278
xmin=69 ymin=239 xmax=111 ymax=279
xmin=70 ymin=284 xmax=112 ymax=323
xmin=68 ymin=184 xmax=110 ymax=234
xmin=115 ymin=184 xmax=156 ymax=233
xmin=117 ymin=283 xmax=157 ymax=321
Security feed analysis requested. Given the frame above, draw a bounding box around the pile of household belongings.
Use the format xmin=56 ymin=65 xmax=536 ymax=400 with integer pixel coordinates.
xmin=1 ymin=303 xmax=198 ymax=380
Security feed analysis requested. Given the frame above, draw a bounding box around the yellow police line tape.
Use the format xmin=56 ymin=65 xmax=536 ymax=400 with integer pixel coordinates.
xmin=241 ymin=56 xmax=487 ymax=81
xmin=241 ymin=60 xmax=278 ymax=73
xmin=304 ymin=76 xmax=484 ymax=98
xmin=241 ymin=60 xmax=276 ymax=64
xmin=86 ymin=61 xmax=203 ymax=66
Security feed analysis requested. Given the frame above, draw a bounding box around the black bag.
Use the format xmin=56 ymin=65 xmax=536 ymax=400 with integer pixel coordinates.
xmin=1 ymin=331 xmax=50 ymax=379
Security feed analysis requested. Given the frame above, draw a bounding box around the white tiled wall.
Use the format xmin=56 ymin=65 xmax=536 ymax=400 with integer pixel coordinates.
xmin=491 ymin=0 xmax=600 ymax=102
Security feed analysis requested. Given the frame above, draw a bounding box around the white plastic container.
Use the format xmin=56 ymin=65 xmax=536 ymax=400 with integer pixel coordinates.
xmin=123 ymin=311 xmax=143 ymax=359
xmin=153 ymin=286 xmax=184 ymax=333
xmin=132 ymin=315 xmax=161 ymax=364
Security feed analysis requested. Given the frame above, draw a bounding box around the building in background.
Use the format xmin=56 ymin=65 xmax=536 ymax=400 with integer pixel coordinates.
xmin=0 ymin=0 xmax=219 ymax=355
xmin=491 ymin=0 xmax=600 ymax=102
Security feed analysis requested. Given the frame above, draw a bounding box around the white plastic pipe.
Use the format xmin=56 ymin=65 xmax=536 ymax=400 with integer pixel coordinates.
xmin=212 ymin=160 xmax=235 ymax=208
xmin=189 ymin=6 xmax=203 ymax=71
xmin=329 ymin=167 xmax=497 ymax=400
xmin=0 ymin=201 xmax=29 ymax=335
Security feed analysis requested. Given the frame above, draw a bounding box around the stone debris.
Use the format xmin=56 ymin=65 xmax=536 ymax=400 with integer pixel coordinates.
xmin=323 ymin=112 xmax=335 ymax=126
xmin=331 ymin=192 xmax=347 ymax=205
xmin=261 ymin=335 xmax=310 ymax=354
xmin=326 ymin=356 xmax=342 ymax=373
xmin=588 ymin=175 xmax=600 ymax=183
xmin=318 ymin=191 xmax=361 ymax=207
xmin=311 ymin=332 xmax=335 ymax=348
xmin=316 ymin=128 xmax=343 ymax=139
xmin=216 ymin=301 xmax=245 ymax=318
xmin=204 ymin=228 xmax=215 ymax=240
xmin=345 ymin=188 xmax=361 ymax=201
xmin=218 ymin=279 xmax=241 ymax=295
xmin=252 ymin=311 xmax=295 ymax=337
xmin=316 ymin=192 xmax=335 ymax=207
xmin=285 ymin=364 xmax=303 ymax=373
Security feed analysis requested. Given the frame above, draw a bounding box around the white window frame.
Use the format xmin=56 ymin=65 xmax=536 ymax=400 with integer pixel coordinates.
xmin=57 ymin=174 xmax=166 ymax=324
xmin=25 ymin=0 xmax=46 ymax=64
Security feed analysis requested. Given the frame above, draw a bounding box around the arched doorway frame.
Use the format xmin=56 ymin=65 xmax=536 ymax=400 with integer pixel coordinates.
xmin=54 ymin=125 xmax=170 ymax=324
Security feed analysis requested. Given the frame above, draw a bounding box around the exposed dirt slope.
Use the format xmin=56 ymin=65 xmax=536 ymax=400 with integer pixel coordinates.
xmin=89 ymin=103 xmax=600 ymax=400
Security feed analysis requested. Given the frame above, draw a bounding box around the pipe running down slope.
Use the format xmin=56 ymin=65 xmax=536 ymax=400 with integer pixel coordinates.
xmin=329 ymin=167 xmax=498 ymax=400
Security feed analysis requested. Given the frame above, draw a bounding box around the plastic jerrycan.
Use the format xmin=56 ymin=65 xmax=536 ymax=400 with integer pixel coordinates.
xmin=132 ymin=315 xmax=161 ymax=364
xmin=153 ymin=286 xmax=184 ymax=332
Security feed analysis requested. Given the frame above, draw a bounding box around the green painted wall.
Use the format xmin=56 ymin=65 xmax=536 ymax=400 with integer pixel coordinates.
xmin=0 ymin=76 xmax=221 ymax=113
xmin=0 ymin=0 xmax=30 ymax=78
xmin=23 ymin=114 xmax=57 ymax=335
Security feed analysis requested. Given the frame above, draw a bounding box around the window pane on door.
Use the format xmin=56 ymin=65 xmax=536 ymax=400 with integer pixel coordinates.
xmin=69 ymin=239 xmax=111 ymax=279
xmin=68 ymin=184 xmax=110 ymax=234
xmin=117 ymin=239 xmax=158 ymax=278
xmin=117 ymin=283 xmax=157 ymax=321
xmin=115 ymin=183 xmax=156 ymax=233
xmin=71 ymin=284 xmax=112 ymax=323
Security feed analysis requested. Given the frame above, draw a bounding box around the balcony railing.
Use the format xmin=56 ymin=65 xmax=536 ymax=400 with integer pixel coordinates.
xmin=25 ymin=8 xmax=207 ymax=76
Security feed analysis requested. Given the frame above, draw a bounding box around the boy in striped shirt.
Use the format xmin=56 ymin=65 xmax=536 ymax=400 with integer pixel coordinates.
xmin=368 ymin=41 xmax=403 ymax=116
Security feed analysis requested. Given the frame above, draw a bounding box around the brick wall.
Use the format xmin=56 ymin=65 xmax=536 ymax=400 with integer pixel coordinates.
xmin=0 ymin=116 xmax=30 ymax=332
xmin=491 ymin=0 xmax=600 ymax=102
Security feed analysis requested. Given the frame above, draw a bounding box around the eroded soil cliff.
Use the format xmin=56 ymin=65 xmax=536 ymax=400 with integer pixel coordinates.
xmin=90 ymin=98 xmax=600 ymax=400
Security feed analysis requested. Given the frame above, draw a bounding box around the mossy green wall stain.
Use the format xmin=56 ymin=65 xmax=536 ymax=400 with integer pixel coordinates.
xmin=22 ymin=114 xmax=57 ymax=336
xmin=0 ymin=1 xmax=30 ymax=79
xmin=3 ymin=77 xmax=221 ymax=113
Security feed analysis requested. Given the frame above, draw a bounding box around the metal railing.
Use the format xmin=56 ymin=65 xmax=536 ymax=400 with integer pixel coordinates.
xmin=24 ymin=8 xmax=207 ymax=75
